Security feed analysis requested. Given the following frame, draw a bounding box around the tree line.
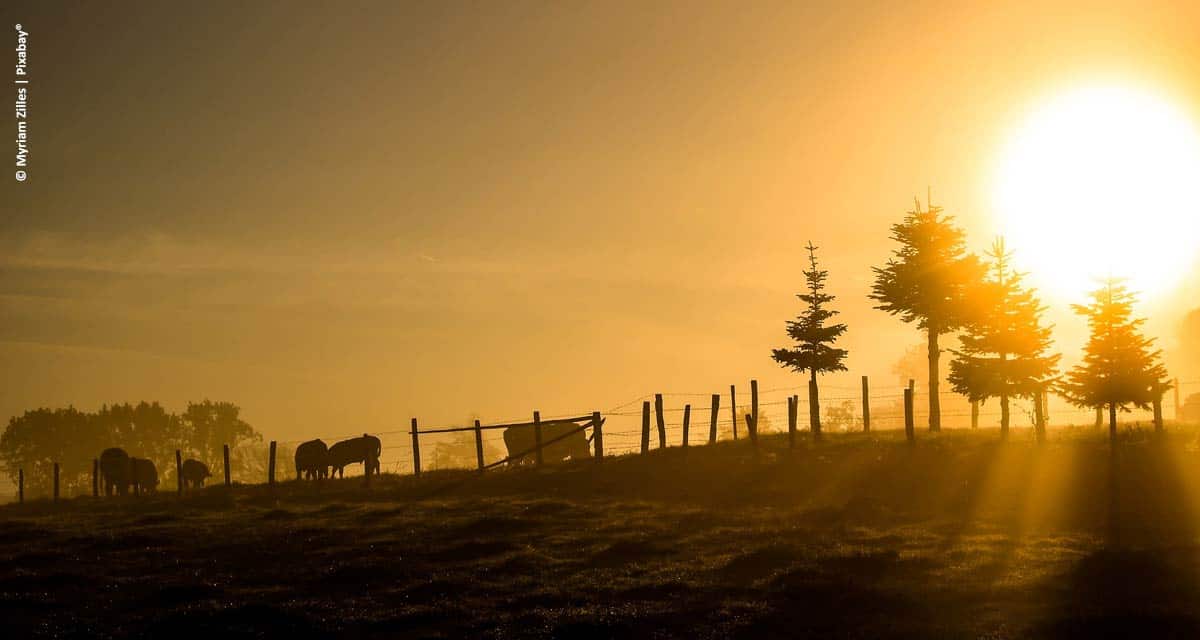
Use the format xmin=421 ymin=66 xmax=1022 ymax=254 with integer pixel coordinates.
xmin=774 ymin=197 xmax=1169 ymax=442
xmin=1 ymin=400 xmax=263 ymax=496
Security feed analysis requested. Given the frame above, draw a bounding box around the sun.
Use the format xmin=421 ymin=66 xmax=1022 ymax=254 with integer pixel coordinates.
xmin=991 ymin=84 xmax=1200 ymax=302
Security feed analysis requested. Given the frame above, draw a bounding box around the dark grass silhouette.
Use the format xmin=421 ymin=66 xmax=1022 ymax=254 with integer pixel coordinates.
xmin=3 ymin=427 xmax=1200 ymax=638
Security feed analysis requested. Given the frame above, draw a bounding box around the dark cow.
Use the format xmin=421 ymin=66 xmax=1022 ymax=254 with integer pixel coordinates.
xmin=295 ymin=439 xmax=329 ymax=481
xmin=503 ymin=421 xmax=591 ymax=465
xmin=180 ymin=459 xmax=211 ymax=489
xmin=99 ymin=447 xmax=132 ymax=496
xmin=328 ymin=434 xmax=381 ymax=478
xmin=130 ymin=458 xmax=159 ymax=495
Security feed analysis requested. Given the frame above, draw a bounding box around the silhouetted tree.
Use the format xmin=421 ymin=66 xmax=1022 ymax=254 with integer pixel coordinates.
xmin=949 ymin=238 xmax=1059 ymax=439
xmin=871 ymin=197 xmax=984 ymax=431
xmin=772 ymin=242 xmax=848 ymax=434
xmin=1060 ymin=279 xmax=1170 ymax=443
xmin=0 ymin=400 xmax=264 ymax=496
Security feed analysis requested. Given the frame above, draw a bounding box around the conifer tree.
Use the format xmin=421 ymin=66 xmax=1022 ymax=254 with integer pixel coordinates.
xmin=871 ymin=197 xmax=984 ymax=431
xmin=948 ymin=238 xmax=1059 ymax=438
xmin=1060 ymin=279 xmax=1170 ymax=444
xmin=772 ymin=242 xmax=848 ymax=434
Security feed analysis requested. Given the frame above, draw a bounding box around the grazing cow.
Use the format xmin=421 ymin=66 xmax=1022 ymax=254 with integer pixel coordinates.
xmin=295 ymin=439 xmax=329 ymax=481
xmin=130 ymin=458 xmax=159 ymax=495
xmin=180 ymin=459 xmax=211 ymax=489
xmin=328 ymin=434 xmax=381 ymax=478
xmin=99 ymin=447 xmax=132 ymax=496
xmin=503 ymin=421 xmax=591 ymax=465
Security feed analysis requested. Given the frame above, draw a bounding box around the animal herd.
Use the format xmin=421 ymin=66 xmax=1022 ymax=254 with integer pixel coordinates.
xmin=97 ymin=447 xmax=210 ymax=496
xmin=93 ymin=425 xmax=592 ymax=495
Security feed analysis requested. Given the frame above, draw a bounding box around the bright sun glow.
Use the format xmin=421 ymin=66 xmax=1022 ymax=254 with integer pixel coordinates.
xmin=992 ymin=85 xmax=1200 ymax=302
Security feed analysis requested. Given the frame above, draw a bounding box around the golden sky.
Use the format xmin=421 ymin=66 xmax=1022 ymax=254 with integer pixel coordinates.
xmin=4 ymin=1 xmax=1200 ymax=440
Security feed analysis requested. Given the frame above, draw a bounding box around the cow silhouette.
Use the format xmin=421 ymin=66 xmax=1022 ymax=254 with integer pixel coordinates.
xmin=295 ymin=439 xmax=329 ymax=480
xmin=99 ymin=447 xmax=132 ymax=496
xmin=328 ymin=434 xmax=381 ymax=478
xmin=180 ymin=459 xmax=211 ymax=489
xmin=503 ymin=421 xmax=591 ymax=465
xmin=130 ymin=458 xmax=159 ymax=495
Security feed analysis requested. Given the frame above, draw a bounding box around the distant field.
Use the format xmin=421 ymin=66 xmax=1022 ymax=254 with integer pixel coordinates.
xmin=5 ymin=427 xmax=1200 ymax=638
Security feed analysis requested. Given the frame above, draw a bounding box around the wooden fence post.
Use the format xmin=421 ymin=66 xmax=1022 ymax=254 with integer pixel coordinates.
xmin=788 ymin=395 xmax=797 ymax=450
xmin=1035 ymin=390 xmax=1047 ymax=443
xmin=474 ymin=419 xmax=485 ymax=472
xmin=808 ymin=379 xmax=820 ymax=441
xmin=18 ymin=468 xmax=23 ymax=504
xmin=223 ymin=444 xmax=231 ymax=486
xmin=654 ymin=394 xmax=666 ymax=449
xmin=730 ymin=384 xmax=738 ymax=440
xmin=709 ymin=394 xmax=719 ymax=444
xmin=682 ymin=404 xmax=691 ymax=448
xmin=592 ymin=411 xmax=604 ymax=462
xmin=861 ymin=375 xmax=871 ymax=432
xmin=1042 ymin=391 xmax=1050 ymax=427
xmin=92 ymin=458 xmax=99 ymax=497
xmin=1174 ymin=378 xmax=1181 ymax=421
xmin=1153 ymin=396 xmax=1164 ymax=434
xmin=744 ymin=414 xmax=756 ymax=450
xmin=970 ymin=400 xmax=979 ymax=429
xmin=267 ymin=441 xmax=277 ymax=485
xmin=534 ymin=411 xmax=544 ymax=467
xmin=904 ymin=388 xmax=915 ymax=443
xmin=641 ymin=401 xmax=651 ymax=454
xmin=53 ymin=462 xmax=60 ymax=502
xmin=411 ymin=418 xmax=422 ymax=476
xmin=176 ymin=449 xmax=183 ymax=494
xmin=750 ymin=379 xmax=759 ymax=442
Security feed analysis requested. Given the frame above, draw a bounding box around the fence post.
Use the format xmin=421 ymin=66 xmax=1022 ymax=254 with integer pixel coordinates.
xmin=709 ymin=394 xmax=719 ymax=444
xmin=682 ymin=404 xmax=691 ymax=448
xmin=1153 ymin=396 xmax=1164 ymax=434
xmin=176 ymin=449 xmax=183 ymax=494
xmin=730 ymin=384 xmax=738 ymax=440
xmin=750 ymin=379 xmax=759 ymax=442
xmin=1042 ymin=391 xmax=1050 ymax=427
xmin=411 ymin=418 xmax=422 ymax=476
xmin=268 ymin=441 xmax=277 ymax=485
xmin=53 ymin=462 xmax=60 ymax=502
xmin=861 ymin=375 xmax=871 ymax=432
xmin=904 ymin=388 xmax=915 ymax=443
xmin=970 ymin=400 xmax=979 ymax=429
xmin=92 ymin=458 xmax=99 ymax=497
xmin=474 ymin=419 xmax=485 ymax=472
xmin=1174 ymin=378 xmax=1181 ymax=420
xmin=744 ymin=414 xmax=757 ymax=450
xmin=788 ymin=395 xmax=797 ymax=450
xmin=592 ymin=411 xmax=604 ymax=462
xmin=654 ymin=394 xmax=666 ymax=449
xmin=223 ymin=444 xmax=231 ymax=486
xmin=534 ymin=411 xmax=544 ymax=467
xmin=18 ymin=468 xmax=23 ymax=504
xmin=641 ymin=401 xmax=651 ymax=454
xmin=1035 ymin=390 xmax=1046 ymax=443
xmin=808 ymin=379 xmax=820 ymax=441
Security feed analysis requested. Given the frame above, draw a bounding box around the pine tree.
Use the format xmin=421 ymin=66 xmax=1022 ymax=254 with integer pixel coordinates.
xmin=772 ymin=242 xmax=848 ymax=435
xmin=871 ymin=197 xmax=984 ymax=431
xmin=948 ymin=238 xmax=1059 ymax=439
xmin=1060 ymin=279 xmax=1170 ymax=444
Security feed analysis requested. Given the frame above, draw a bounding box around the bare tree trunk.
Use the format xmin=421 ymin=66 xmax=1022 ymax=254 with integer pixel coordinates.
xmin=927 ymin=325 xmax=941 ymax=432
xmin=1000 ymin=393 xmax=1010 ymax=439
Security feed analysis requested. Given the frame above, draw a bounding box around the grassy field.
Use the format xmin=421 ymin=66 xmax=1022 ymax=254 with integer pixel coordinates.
xmin=5 ymin=427 xmax=1200 ymax=638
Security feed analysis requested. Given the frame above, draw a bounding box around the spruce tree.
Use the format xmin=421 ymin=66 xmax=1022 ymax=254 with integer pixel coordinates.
xmin=871 ymin=197 xmax=984 ymax=431
xmin=1060 ymin=279 xmax=1170 ymax=444
xmin=948 ymin=238 xmax=1059 ymax=438
xmin=772 ymin=242 xmax=848 ymax=435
